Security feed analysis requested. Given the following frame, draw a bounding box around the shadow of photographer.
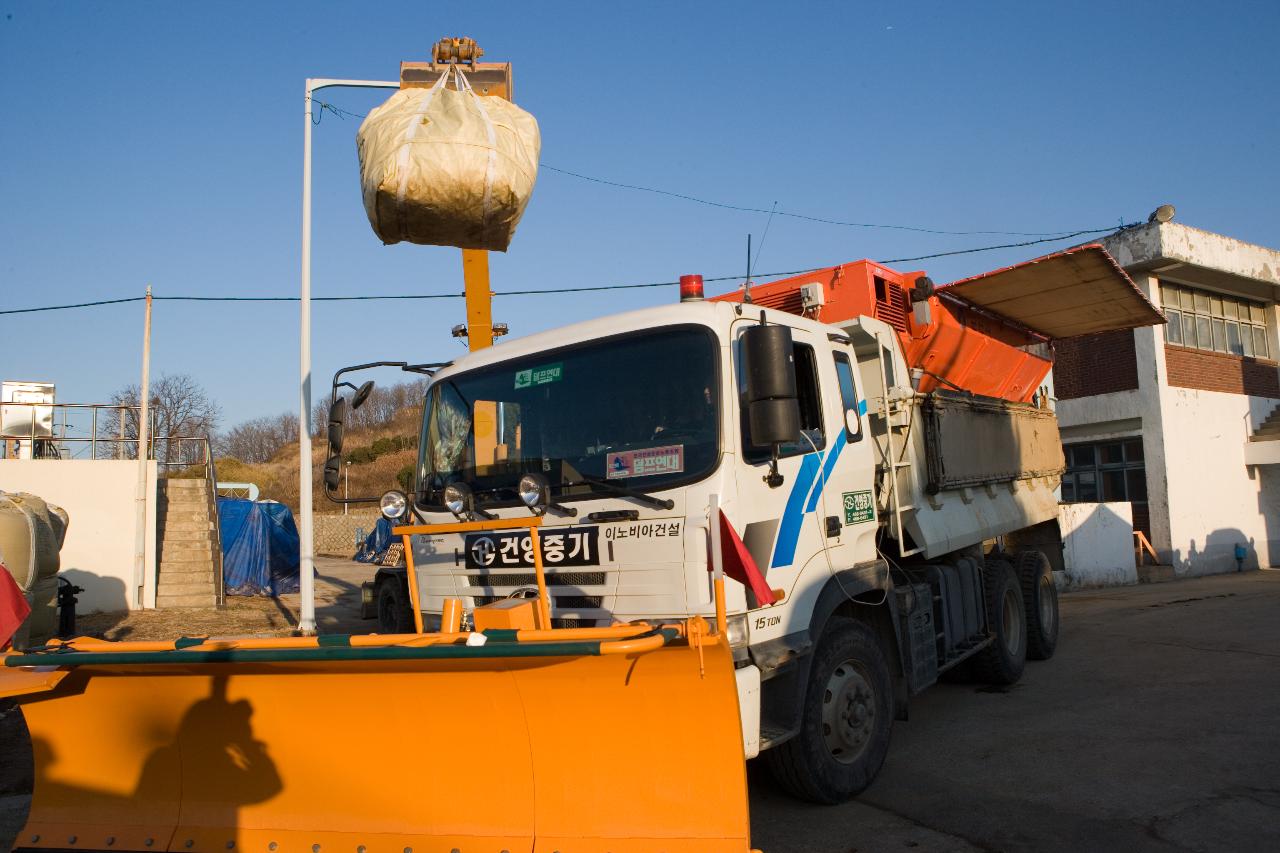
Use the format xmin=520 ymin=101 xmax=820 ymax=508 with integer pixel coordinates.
xmin=4 ymin=674 xmax=282 ymax=851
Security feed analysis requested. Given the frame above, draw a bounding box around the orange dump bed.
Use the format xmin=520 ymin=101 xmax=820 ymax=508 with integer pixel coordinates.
xmin=711 ymin=244 xmax=1164 ymax=404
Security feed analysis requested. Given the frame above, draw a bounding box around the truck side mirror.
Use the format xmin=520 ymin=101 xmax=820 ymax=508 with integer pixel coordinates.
xmin=743 ymin=324 xmax=801 ymax=446
xmin=352 ymin=380 xmax=375 ymax=411
xmin=743 ymin=324 xmax=801 ymax=488
xmin=327 ymin=397 xmax=347 ymax=458
xmin=323 ymin=456 xmax=341 ymax=491
xmin=748 ymin=398 xmax=801 ymax=447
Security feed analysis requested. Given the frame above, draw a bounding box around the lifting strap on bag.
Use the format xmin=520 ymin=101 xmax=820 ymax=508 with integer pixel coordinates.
xmin=453 ymin=67 xmax=498 ymax=230
xmin=393 ymin=66 xmax=456 ymax=238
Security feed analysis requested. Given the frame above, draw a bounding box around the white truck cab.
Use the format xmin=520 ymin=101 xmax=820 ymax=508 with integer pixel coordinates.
xmin=352 ymin=295 xmax=1065 ymax=803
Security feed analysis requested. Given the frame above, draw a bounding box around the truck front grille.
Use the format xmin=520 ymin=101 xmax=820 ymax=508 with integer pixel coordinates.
xmin=472 ymin=595 xmax=603 ymax=609
xmin=465 ymin=571 xmax=606 ymax=587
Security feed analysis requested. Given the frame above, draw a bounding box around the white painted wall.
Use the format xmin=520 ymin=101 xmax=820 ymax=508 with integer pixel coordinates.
xmin=1052 ymin=267 xmax=1280 ymax=576
xmin=0 ymin=460 xmax=157 ymax=612
xmin=1159 ymin=387 xmax=1276 ymax=575
xmin=1058 ymin=502 xmax=1137 ymax=588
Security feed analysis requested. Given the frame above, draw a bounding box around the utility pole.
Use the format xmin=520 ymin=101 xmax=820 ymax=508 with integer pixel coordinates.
xmin=132 ymin=286 xmax=153 ymax=608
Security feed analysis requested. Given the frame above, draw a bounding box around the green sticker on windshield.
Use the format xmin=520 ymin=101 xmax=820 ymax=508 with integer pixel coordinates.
xmin=514 ymin=362 xmax=563 ymax=389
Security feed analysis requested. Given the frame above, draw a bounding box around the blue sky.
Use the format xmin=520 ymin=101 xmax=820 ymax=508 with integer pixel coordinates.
xmin=2 ymin=0 xmax=1278 ymax=430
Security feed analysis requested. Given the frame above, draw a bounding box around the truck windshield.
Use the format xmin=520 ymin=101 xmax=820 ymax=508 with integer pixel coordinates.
xmin=417 ymin=326 xmax=720 ymax=507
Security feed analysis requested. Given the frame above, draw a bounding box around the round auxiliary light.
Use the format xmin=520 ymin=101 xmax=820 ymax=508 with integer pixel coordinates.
xmin=518 ymin=473 xmax=548 ymax=508
xmin=442 ymin=482 xmax=470 ymax=516
xmin=379 ymin=490 xmax=408 ymax=520
xmin=679 ymin=274 xmax=705 ymax=302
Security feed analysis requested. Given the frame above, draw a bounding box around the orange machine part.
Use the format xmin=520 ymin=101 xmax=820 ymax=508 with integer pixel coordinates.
xmin=711 ymin=260 xmax=1051 ymax=403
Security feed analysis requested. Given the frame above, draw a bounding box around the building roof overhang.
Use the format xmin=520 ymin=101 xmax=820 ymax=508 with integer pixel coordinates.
xmin=937 ymin=244 xmax=1166 ymax=340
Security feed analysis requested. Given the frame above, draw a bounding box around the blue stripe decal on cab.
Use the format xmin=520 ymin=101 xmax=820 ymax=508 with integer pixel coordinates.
xmin=770 ymin=453 xmax=821 ymax=569
xmin=804 ymin=431 xmax=848 ymax=514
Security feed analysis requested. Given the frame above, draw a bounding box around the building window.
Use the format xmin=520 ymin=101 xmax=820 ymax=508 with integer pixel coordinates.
xmin=1061 ymin=439 xmax=1146 ymax=505
xmin=1161 ymin=282 xmax=1269 ymax=359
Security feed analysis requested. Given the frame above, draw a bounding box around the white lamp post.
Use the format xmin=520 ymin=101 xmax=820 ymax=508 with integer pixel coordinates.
xmin=298 ymin=77 xmax=398 ymax=634
xmin=344 ymin=459 xmax=351 ymax=514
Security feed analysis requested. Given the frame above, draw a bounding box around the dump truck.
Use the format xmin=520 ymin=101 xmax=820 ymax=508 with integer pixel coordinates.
xmin=0 ymin=243 xmax=1162 ymax=852
xmin=353 ymin=243 xmax=1164 ymax=803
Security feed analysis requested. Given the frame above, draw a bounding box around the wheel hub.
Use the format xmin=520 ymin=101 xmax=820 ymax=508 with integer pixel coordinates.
xmin=1002 ymin=585 xmax=1023 ymax=655
xmin=822 ymin=661 xmax=876 ymax=764
xmin=1038 ymin=575 xmax=1056 ymax=634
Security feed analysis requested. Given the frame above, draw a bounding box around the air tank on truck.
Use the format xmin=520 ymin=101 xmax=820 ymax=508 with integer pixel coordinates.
xmin=341 ymin=243 xmax=1165 ymax=802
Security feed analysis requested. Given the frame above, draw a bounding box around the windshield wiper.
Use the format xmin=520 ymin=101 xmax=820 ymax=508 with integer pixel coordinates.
xmin=566 ymin=477 xmax=676 ymax=511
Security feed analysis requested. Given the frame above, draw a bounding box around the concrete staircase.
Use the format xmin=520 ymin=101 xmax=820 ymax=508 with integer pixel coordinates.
xmin=1249 ymin=405 xmax=1280 ymax=442
xmin=156 ymin=478 xmax=222 ymax=608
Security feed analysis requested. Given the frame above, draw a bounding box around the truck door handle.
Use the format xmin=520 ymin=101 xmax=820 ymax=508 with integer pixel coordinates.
xmin=825 ymin=516 xmax=841 ymax=538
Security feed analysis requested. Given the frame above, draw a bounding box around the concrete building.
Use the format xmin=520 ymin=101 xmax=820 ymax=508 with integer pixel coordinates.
xmin=1053 ymin=220 xmax=1280 ymax=575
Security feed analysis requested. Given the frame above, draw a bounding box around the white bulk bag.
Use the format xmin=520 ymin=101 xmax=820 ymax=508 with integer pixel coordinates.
xmin=0 ymin=491 xmax=68 ymax=591
xmin=356 ymin=67 xmax=541 ymax=252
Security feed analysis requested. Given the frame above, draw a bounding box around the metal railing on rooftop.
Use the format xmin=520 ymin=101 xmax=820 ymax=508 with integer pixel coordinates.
xmin=0 ymin=401 xmax=211 ymax=472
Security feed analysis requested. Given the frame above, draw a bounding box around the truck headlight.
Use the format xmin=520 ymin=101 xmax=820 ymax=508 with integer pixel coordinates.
xmin=379 ymin=490 xmax=408 ymax=520
xmin=518 ymin=473 xmax=548 ymax=510
xmin=726 ymin=613 xmax=749 ymax=650
xmin=442 ymin=482 xmax=470 ymax=516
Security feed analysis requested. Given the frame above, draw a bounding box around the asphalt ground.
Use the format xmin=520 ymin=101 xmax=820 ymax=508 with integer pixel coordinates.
xmin=747 ymin=570 xmax=1280 ymax=853
xmin=4 ymin=568 xmax=1277 ymax=852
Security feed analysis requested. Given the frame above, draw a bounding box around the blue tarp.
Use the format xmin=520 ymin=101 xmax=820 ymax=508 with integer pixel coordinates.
xmin=354 ymin=516 xmax=395 ymax=563
xmin=218 ymin=498 xmax=301 ymax=596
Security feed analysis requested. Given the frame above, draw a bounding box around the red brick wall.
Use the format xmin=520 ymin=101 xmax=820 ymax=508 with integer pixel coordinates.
xmin=1164 ymin=345 xmax=1280 ymax=398
xmin=1053 ymin=330 xmax=1140 ymax=400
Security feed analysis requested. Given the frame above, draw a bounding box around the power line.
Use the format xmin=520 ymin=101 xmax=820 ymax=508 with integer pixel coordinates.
xmin=0 ymin=270 xmax=798 ymax=316
xmin=0 ymin=296 xmax=146 ymax=315
xmin=540 ymin=164 xmax=1093 ymax=238
xmin=0 ymin=225 xmax=1132 ymax=318
xmin=881 ymin=227 xmax=1126 ymax=264
xmin=308 ymin=99 xmax=1108 ymax=240
xmin=157 ymin=294 xmax=462 ymax=302
xmin=311 ymin=100 xmax=368 ymax=125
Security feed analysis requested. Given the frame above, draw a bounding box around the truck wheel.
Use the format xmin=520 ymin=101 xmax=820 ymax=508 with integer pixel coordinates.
xmin=376 ymin=577 xmax=415 ymax=634
xmin=1017 ymin=550 xmax=1058 ymax=660
xmin=972 ymin=560 xmax=1026 ymax=685
xmin=765 ymin=618 xmax=892 ymax=803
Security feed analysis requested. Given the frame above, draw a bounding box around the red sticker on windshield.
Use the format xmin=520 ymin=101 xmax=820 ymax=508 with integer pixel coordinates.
xmin=607 ymin=445 xmax=685 ymax=479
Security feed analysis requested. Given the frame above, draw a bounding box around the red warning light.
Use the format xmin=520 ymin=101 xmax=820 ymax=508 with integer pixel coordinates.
xmin=679 ymin=274 xmax=704 ymax=302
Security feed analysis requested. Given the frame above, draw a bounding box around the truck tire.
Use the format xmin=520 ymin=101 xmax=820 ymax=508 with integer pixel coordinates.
xmin=376 ymin=576 xmax=415 ymax=634
xmin=971 ymin=560 xmax=1026 ymax=685
xmin=1017 ymin=550 xmax=1058 ymax=660
xmin=765 ymin=618 xmax=892 ymax=803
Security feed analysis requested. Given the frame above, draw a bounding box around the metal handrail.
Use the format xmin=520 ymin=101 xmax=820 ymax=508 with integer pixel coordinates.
xmin=0 ymin=401 xmax=209 ymax=467
xmin=204 ymin=434 xmax=226 ymax=607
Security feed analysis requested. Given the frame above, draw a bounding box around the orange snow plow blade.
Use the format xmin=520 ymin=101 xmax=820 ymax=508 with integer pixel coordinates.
xmin=1 ymin=623 xmax=753 ymax=853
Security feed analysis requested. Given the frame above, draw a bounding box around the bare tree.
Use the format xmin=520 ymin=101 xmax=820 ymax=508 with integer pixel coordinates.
xmin=312 ymin=393 xmax=335 ymax=439
xmin=216 ymin=412 xmax=299 ymax=463
xmin=104 ymin=373 xmax=221 ymax=463
xmin=310 ymin=378 xmax=429 ymax=437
